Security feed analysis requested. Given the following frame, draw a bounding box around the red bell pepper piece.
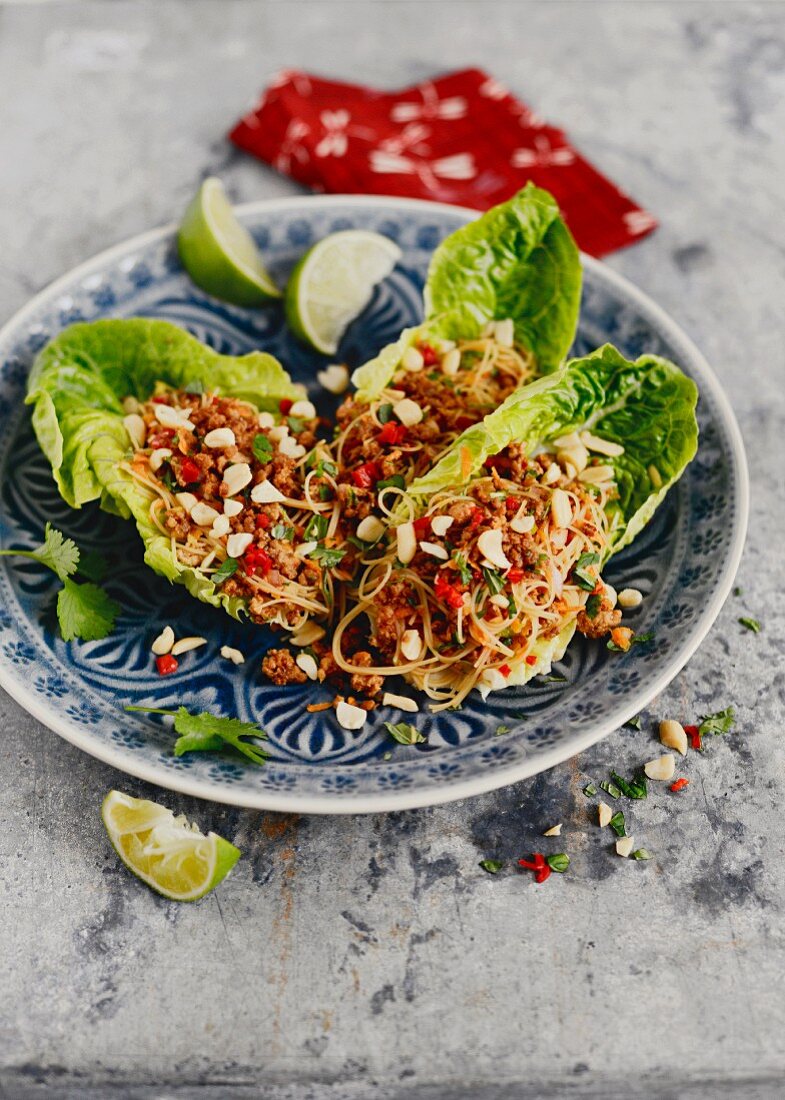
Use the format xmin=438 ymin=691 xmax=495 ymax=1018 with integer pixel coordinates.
xmin=155 ymin=654 xmax=178 ymax=676
xmin=352 ymin=462 xmax=380 ymax=490
xmin=377 ymin=421 xmax=408 ymax=446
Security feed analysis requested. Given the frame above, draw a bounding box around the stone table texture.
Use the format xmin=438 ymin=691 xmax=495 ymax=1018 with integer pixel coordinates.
xmin=1 ymin=2 xmax=783 ymax=1097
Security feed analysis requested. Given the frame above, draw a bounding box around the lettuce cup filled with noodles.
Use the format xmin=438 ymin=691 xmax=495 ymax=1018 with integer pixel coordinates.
xmin=26 ymin=318 xmax=350 ymax=636
xmin=329 ymin=345 xmax=699 ymax=710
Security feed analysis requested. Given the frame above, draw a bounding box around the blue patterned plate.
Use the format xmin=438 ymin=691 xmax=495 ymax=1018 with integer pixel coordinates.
xmin=0 ymin=196 xmax=748 ymax=812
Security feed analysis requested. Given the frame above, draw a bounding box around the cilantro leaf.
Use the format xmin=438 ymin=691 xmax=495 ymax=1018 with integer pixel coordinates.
xmin=376 ymin=474 xmax=405 ymax=493
xmin=453 ymin=552 xmax=472 ymax=586
xmin=609 ymin=810 xmax=626 ymax=837
xmin=495 ymin=724 xmax=510 ymax=736
xmin=127 ymin=705 xmax=268 ymax=765
xmin=572 ymin=551 xmax=599 ymax=592
xmin=631 ymin=849 xmax=653 ymax=861
xmin=698 ymin=706 xmax=735 ymax=736
xmin=482 ymin=567 xmax=505 ymax=595
xmin=35 ymin=523 xmax=80 ymax=582
xmin=311 ymin=546 xmax=346 ymax=568
xmin=479 ymin=859 xmax=504 ymax=874
xmin=585 ymin=592 xmax=602 ymax=619
xmin=57 ymin=578 xmax=120 ymax=641
xmin=384 ymin=721 xmax=426 ymax=745
xmin=252 ymin=433 xmax=273 ymax=463
xmin=624 ymin=715 xmax=642 ymax=730
xmin=607 ymin=631 xmax=655 ymax=652
xmin=212 ymin=557 xmax=238 ymax=586
xmin=739 ymin=617 xmax=760 ymax=633
xmin=305 ymin=513 xmax=329 ymax=541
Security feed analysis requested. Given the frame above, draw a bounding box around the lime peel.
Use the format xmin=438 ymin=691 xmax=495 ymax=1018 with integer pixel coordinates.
xmin=101 ymin=789 xmax=241 ymax=902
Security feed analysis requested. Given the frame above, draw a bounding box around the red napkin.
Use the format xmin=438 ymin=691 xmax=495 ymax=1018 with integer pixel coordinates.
xmin=229 ymin=68 xmax=656 ymax=259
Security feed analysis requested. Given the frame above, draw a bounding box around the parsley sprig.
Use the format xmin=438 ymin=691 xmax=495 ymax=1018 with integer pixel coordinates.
xmin=0 ymin=524 xmax=119 ymax=641
xmin=126 ymin=705 xmax=268 ymax=765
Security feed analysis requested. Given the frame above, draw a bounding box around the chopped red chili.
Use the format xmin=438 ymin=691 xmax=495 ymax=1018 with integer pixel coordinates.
xmin=468 ymin=506 xmax=484 ymax=530
xmin=180 ymin=457 xmax=202 ymax=484
xmin=518 ymin=853 xmax=551 ymax=884
xmin=279 ymin=398 xmax=293 ymax=415
xmin=420 ymin=343 xmax=439 ymax=366
xmin=148 ymin=429 xmax=175 ymax=450
xmin=242 ymin=546 xmax=272 ymax=577
xmin=684 ymin=724 xmax=702 ymax=750
xmin=151 ymin=395 xmax=170 ymax=405
xmin=413 ymin=516 xmax=431 ymax=537
xmin=352 ymin=461 xmax=380 ymax=490
xmin=670 ymin=778 xmax=690 ymax=792
xmin=525 ymin=655 xmax=537 ymax=666
xmin=256 ymin=513 xmax=271 ymax=529
xmin=155 ymin=654 xmax=178 ymax=676
xmin=499 ymin=663 xmax=511 ymax=678
xmin=434 ymin=572 xmax=464 ymax=609
xmin=377 ymin=421 xmax=408 ymax=446
xmin=507 ymin=567 xmax=525 ymax=583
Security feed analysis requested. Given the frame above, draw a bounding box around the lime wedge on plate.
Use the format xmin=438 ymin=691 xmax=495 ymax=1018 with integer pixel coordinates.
xmin=285 ymin=230 xmax=402 ymax=354
xmin=177 ymin=177 xmax=281 ymax=305
xmin=102 ymin=790 xmax=241 ymax=902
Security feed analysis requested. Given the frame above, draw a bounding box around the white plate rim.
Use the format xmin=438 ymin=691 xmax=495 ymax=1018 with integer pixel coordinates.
xmin=0 ymin=193 xmax=749 ymax=813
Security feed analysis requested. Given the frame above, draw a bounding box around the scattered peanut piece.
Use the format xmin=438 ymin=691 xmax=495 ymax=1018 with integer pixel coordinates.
xmin=659 ymin=719 xmax=688 ymax=756
xmin=598 ymin=802 xmax=613 ymax=828
xmin=151 ymin=625 xmax=175 ymax=656
xmin=616 ymin=836 xmax=635 ymax=858
xmin=644 ymin=753 xmax=676 ymax=781
xmin=543 ymin=824 xmax=562 ymax=837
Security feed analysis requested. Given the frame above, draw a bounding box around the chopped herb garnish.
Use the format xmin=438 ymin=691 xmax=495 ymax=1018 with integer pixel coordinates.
xmin=607 ymin=631 xmax=655 ymax=652
xmin=316 ymin=458 xmax=338 ymax=478
xmin=287 ymin=415 xmax=306 ymax=435
xmin=377 ymin=402 xmax=394 ymax=424
xmin=384 ymin=721 xmax=426 ymax=745
xmin=126 ymin=705 xmax=267 ymax=765
xmin=631 ymin=849 xmax=653 ymax=861
xmin=608 ymin=810 xmax=626 ymax=837
xmin=252 ymin=433 xmax=273 ymax=463
xmin=305 ymin=513 xmax=329 ymax=541
xmin=546 ymin=853 xmax=570 ymax=873
xmin=482 ymin=567 xmax=505 ymax=595
xmin=583 ymin=783 xmax=597 ymax=797
xmin=739 ymin=616 xmax=760 ymax=633
xmin=479 ymin=859 xmax=504 ymax=874
xmin=184 ymin=379 xmax=205 ymax=395
xmin=271 ymin=523 xmax=293 ymax=541
xmin=585 ymin=592 xmax=602 ymax=619
xmin=573 ymin=551 xmax=600 ymax=592
xmin=161 ymin=467 xmax=177 ymax=493
xmin=311 ymin=545 xmax=347 ymax=568
xmin=541 ymin=674 xmax=568 ymax=683
xmin=624 ymin=715 xmax=642 ymax=730
xmin=698 ymin=706 xmax=735 ymax=736
xmin=453 ymin=552 xmax=472 ymax=586
xmin=318 ymin=485 xmax=333 ymax=502
xmin=733 ymin=585 xmax=742 ymax=597
xmin=600 ymin=779 xmax=621 ymax=799
xmin=376 ymin=474 xmax=406 ymax=493
xmin=610 ymin=770 xmax=648 ymax=799
xmin=212 ymin=557 xmax=238 ymax=586
xmin=495 ymin=724 xmax=510 ymax=736
xmin=383 ymin=751 xmax=392 ymax=761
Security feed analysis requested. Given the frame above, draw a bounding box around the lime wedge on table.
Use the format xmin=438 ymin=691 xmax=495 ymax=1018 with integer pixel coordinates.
xmin=285 ymin=230 xmax=402 ymax=354
xmin=101 ymin=790 xmax=241 ymax=902
xmin=177 ymin=177 xmax=281 ymax=305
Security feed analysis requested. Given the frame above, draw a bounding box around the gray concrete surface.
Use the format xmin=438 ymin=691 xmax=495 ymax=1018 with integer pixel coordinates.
xmin=1 ymin=2 xmax=784 ymax=1097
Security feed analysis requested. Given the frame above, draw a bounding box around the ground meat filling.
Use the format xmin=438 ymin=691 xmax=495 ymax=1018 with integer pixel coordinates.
xmin=262 ymin=649 xmax=307 ymax=686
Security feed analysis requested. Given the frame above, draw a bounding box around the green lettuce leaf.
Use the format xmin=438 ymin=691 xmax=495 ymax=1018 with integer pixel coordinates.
xmin=408 ymin=343 xmax=698 ymax=554
xmin=26 ymin=318 xmax=302 ymax=621
xmin=350 ymin=185 xmax=580 ymax=401
xmin=423 ymin=182 xmax=581 ymax=370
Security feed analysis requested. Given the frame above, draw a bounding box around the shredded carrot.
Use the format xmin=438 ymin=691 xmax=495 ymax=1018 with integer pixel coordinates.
xmin=610 ymin=626 xmax=633 ymax=652
xmin=306 ymin=701 xmax=333 ymax=713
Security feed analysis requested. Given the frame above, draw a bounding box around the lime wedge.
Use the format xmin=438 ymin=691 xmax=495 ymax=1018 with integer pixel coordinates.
xmin=285 ymin=230 xmax=402 ymax=354
xmin=177 ymin=177 xmax=281 ymax=305
xmin=101 ymin=790 xmax=241 ymax=902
